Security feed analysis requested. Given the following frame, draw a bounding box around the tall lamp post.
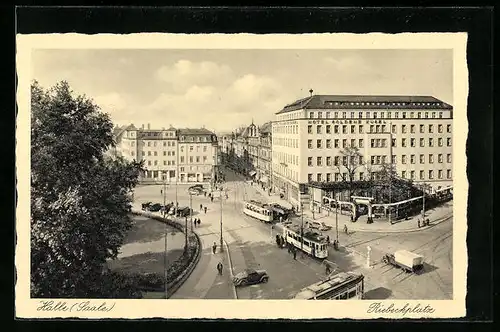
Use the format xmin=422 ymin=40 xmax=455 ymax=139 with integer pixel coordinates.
xmin=421 ymin=183 xmax=426 ymax=221
xmin=189 ymin=192 xmax=193 ymax=232
xmin=220 ymin=187 xmax=224 ymax=252
xmin=335 ymin=201 xmax=339 ymax=243
xmin=300 ymin=202 xmax=304 ymax=252
xmin=162 ymin=171 xmax=168 ymax=299
xmin=388 ymin=121 xmax=393 ymax=224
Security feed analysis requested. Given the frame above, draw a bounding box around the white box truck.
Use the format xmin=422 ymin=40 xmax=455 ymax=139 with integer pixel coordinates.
xmin=383 ymin=249 xmax=424 ymax=273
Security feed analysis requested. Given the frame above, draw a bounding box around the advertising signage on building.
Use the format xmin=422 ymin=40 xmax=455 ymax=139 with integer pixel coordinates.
xmin=307 ymin=119 xmax=387 ymax=125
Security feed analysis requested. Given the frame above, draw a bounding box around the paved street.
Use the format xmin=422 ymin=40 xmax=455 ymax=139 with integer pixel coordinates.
xmin=132 ymin=166 xmax=453 ymax=300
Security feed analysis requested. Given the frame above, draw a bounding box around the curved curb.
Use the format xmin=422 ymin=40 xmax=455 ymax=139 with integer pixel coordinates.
xmin=130 ymin=210 xmax=202 ymax=298
xmin=222 ymin=239 xmax=238 ymax=299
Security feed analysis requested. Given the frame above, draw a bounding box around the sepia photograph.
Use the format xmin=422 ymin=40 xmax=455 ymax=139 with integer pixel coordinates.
xmin=16 ymin=33 xmax=468 ymax=319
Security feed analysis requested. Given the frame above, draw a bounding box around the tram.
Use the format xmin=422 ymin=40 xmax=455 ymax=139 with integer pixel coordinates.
xmin=293 ymin=272 xmax=365 ymax=300
xmin=243 ymin=200 xmax=273 ymax=223
xmin=282 ymin=223 xmax=329 ymax=259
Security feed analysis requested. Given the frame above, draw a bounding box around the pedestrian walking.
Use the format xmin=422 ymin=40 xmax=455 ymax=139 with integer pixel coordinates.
xmin=344 ymin=224 xmax=348 ymax=234
xmin=197 ymin=219 xmax=201 ymax=226
xmin=212 ymin=242 xmax=217 ymax=254
xmin=204 ymin=191 xmax=207 ymax=197
xmin=200 ymin=204 xmax=203 ymax=211
xmin=325 ymin=263 xmax=331 ymax=275
xmin=417 ymin=219 xmax=421 ymax=228
xmin=326 ymin=235 xmax=330 ymax=245
xmin=211 ymin=196 xmax=214 ymax=202
xmin=217 ymin=261 xmax=223 ymax=275
xmin=276 ymin=235 xmax=281 ymax=247
xmin=204 ymin=206 xmax=207 ymax=214
xmin=293 ymin=249 xmax=297 ymax=260
xmin=193 ymin=219 xmax=197 ymax=228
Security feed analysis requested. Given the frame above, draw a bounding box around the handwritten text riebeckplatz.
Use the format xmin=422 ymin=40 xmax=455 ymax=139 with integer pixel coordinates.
xmin=37 ymin=300 xmax=115 ymax=313
xmin=367 ymin=302 xmax=436 ymax=316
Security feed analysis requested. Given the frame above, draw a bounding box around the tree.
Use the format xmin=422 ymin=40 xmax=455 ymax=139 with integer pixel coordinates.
xmin=335 ymin=145 xmax=364 ymax=199
xmin=375 ymin=162 xmax=415 ymax=203
xmin=30 ymin=80 xmax=143 ymax=298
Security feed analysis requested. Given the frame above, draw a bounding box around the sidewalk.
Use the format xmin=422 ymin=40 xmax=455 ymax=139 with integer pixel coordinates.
xmin=300 ymin=201 xmax=453 ymax=234
xmin=131 ymin=202 xmax=235 ymax=299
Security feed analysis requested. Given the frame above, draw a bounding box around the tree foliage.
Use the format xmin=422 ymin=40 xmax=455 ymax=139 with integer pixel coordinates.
xmin=30 ymin=80 xmax=143 ymax=298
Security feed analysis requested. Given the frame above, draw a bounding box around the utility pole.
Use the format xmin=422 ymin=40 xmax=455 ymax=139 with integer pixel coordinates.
xmin=189 ymin=192 xmax=193 ymax=232
xmin=421 ymin=183 xmax=426 ymax=221
xmin=300 ymin=202 xmax=304 ymax=252
xmin=162 ymin=171 xmax=168 ymax=299
xmin=335 ymin=201 xmax=339 ymax=243
xmin=220 ymin=187 xmax=224 ymax=252
xmin=388 ymin=121 xmax=393 ymax=224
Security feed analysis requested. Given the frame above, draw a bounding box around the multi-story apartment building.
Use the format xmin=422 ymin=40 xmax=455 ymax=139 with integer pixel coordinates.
xmin=257 ymin=122 xmax=272 ymax=188
xmin=272 ymin=94 xmax=453 ymax=207
xmin=113 ymin=124 xmax=218 ymax=184
xmin=177 ymin=128 xmax=219 ymax=183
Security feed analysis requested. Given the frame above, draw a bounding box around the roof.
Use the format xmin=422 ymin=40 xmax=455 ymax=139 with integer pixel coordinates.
xmin=276 ymin=95 xmax=453 ymax=114
xmin=295 ymin=272 xmax=363 ymax=299
xmin=259 ymin=121 xmax=272 ymax=134
xmin=177 ymin=128 xmax=215 ymax=135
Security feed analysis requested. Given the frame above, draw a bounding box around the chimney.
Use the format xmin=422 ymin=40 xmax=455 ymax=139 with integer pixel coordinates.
xmin=147 ymin=123 xmax=150 ymax=130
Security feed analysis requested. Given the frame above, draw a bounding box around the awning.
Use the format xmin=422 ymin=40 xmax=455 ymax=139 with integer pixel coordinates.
xmin=259 ymin=175 xmax=269 ymax=183
xmin=249 ymin=171 xmax=257 ymax=177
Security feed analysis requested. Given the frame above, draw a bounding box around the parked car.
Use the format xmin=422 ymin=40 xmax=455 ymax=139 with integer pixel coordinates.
xmin=141 ymin=202 xmax=152 ymax=211
xmin=190 ymin=184 xmax=204 ymax=189
xmin=188 ymin=187 xmax=204 ymax=195
xmin=309 ymin=221 xmax=332 ymax=231
xmin=232 ymin=268 xmax=269 ymax=287
xmin=148 ymin=203 xmax=162 ymax=212
xmin=176 ymin=206 xmax=192 ymax=217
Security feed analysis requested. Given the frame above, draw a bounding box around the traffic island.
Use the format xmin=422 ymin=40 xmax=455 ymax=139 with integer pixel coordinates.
xmin=129 ymin=210 xmax=202 ymax=298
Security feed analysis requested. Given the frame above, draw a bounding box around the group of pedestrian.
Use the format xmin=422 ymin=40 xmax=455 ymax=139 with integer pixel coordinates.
xmin=275 ymin=234 xmax=286 ymax=248
xmin=193 ymin=218 xmax=201 ymax=228
xmin=417 ymin=218 xmax=430 ymax=228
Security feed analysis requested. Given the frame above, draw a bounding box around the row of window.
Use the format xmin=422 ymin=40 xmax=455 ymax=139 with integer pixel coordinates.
xmin=275 ymin=137 xmax=299 ymax=148
xmin=179 ymin=156 xmax=210 ymax=163
xmin=273 ymin=151 xmax=300 ymax=166
xmin=308 ymin=169 xmax=452 ymax=182
xmin=308 ymin=110 xmax=446 ymax=120
xmin=308 ymin=156 xmax=364 ymax=167
xmin=307 ymin=136 xmax=452 ymax=149
xmin=179 ymin=166 xmax=211 ymax=172
xmin=142 ymin=150 xmax=176 ymax=157
xmin=179 ymin=145 xmax=210 ymax=153
xmin=145 ymin=160 xmax=176 ymax=166
xmin=140 ymin=140 xmax=176 ymax=147
xmin=392 ymin=137 xmax=452 ymax=148
xmin=307 ymin=123 xmax=452 ymax=135
xmin=306 ymin=153 xmax=452 ymax=167
xmin=308 ymin=138 xmax=364 ymax=149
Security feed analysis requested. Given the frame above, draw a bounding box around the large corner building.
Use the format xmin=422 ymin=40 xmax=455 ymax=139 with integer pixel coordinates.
xmin=271 ymin=94 xmax=453 ymax=208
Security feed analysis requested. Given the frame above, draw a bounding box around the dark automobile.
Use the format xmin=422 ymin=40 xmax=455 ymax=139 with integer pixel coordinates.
xmin=176 ymin=206 xmax=192 ymax=217
xmin=141 ymin=202 xmax=152 ymax=211
xmin=148 ymin=203 xmax=162 ymax=212
xmin=190 ymin=184 xmax=204 ymax=189
xmin=232 ymin=268 xmax=269 ymax=287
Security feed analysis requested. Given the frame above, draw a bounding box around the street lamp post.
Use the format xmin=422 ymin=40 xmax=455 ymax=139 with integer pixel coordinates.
xmin=220 ymin=188 xmax=224 ymax=252
xmin=335 ymin=201 xmax=339 ymax=243
xmin=162 ymin=171 xmax=168 ymax=299
xmin=388 ymin=121 xmax=393 ymax=224
xmin=300 ymin=202 xmax=304 ymax=252
xmin=421 ymin=183 xmax=426 ymax=221
xmin=189 ymin=192 xmax=193 ymax=232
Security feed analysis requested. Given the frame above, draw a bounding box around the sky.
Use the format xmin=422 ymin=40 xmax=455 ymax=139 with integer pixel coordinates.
xmin=32 ymin=49 xmax=453 ymax=133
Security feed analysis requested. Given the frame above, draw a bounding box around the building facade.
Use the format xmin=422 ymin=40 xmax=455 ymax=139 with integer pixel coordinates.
xmin=113 ymin=124 xmax=218 ymax=184
xmin=271 ymin=94 xmax=453 ymax=208
xmin=256 ymin=122 xmax=272 ymax=188
xmin=177 ymin=128 xmax=219 ymax=183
